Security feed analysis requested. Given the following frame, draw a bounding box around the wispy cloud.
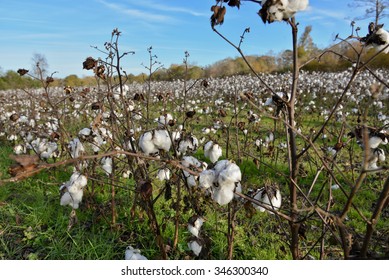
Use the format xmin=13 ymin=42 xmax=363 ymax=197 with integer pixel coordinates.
xmin=96 ymin=0 xmax=175 ymax=23
xmin=128 ymin=0 xmax=209 ymax=17
xmin=0 ymin=17 xmax=47 ymax=24
xmin=308 ymin=7 xmax=348 ymax=22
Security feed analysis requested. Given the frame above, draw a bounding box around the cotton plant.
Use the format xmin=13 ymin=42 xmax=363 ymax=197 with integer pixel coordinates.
xmin=59 ymin=172 xmax=88 ymax=209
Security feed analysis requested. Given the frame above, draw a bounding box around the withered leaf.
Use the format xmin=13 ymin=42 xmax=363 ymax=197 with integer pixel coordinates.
xmin=17 ymin=69 xmax=29 ymax=76
xmin=210 ymin=5 xmax=226 ymax=27
xmin=83 ymin=57 xmax=97 ymax=70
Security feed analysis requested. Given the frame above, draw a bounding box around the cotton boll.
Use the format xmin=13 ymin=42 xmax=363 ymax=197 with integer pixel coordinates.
xmin=125 ymin=246 xmax=147 ymax=260
xmin=13 ymin=144 xmax=26 ymax=155
xmin=122 ymin=170 xmax=132 ymax=179
xmin=153 ymin=129 xmax=172 ymax=152
xmin=213 ymin=159 xmax=230 ymax=176
xmin=188 ymin=216 xmax=204 ymax=238
xmin=139 ymin=131 xmax=158 ymax=155
xmin=199 ymin=169 xmax=216 ymax=190
xmin=156 ymin=113 xmax=173 ymax=127
xmin=60 ymin=189 xmax=84 ymax=209
xmin=68 ymin=138 xmax=85 ymax=158
xmin=253 ymin=186 xmax=282 ymax=214
xmin=212 ymin=183 xmax=235 ymax=206
xmin=60 ymin=172 xmax=87 ymax=209
xmin=101 ymin=157 xmax=113 ymax=175
xmin=217 ymin=161 xmax=241 ymax=186
xmin=204 ymin=141 xmax=222 ymax=163
xmin=157 ymin=168 xmax=170 ymax=181
xmin=182 ymin=156 xmax=203 ymax=187
xmin=78 ymin=127 xmax=92 ymax=139
xmin=177 ymin=135 xmax=199 ymax=155
xmin=69 ymin=172 xmax=88 ymax=189
xmin=188 ymin=240 xmax=202 ymax=257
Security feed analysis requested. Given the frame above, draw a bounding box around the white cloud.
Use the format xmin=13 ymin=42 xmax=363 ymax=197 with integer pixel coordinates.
xmin=128 ymin=0 xmax=209 ymax=17
xmin=96 ymin=0 xmax=175 ymax=23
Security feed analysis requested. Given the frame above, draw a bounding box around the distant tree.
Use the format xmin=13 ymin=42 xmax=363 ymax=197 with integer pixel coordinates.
xmin=31 ymin=53 xmax=49 ymax=78
xmin=64 ymin=74 xmax=83 ymax=87
xmin=348 ymin=0 xmax=389 ymax=25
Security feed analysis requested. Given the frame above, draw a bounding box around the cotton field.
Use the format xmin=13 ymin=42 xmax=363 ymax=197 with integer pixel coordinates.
xmin=0 ymin=64 xmax=388 ymax=260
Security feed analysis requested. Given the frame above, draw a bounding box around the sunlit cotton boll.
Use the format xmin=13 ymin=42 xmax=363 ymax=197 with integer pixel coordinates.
xmin=125 ymin=246 xmax=147 ymax=260
xmin=204 ymin=140 xmax=222 ymax=163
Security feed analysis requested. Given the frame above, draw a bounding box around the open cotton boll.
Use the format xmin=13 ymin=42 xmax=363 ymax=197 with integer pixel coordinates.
xmin=217 ymin=162 xmax=241 ymax=186
xmin=204 ymin=140 xmax=222 ymax=163
xmin=157 ymin=168 xmax=170 ymax=181
xmin=188 ymin=240 xmax=202 ymax=257
xmin=60 ymin=190 xmax=83 ymax=209
xmin=259 ymin=0 xmax=308 ymax=23
xmin=139 ymin=131 xmax=158 ymax=155
xmin=213 ymin=159 xmax=230 ymax=176
xmin=60 ymin=172 xmax=87 ymax=209
xmin=177 ymin=135 xmax=199 ymax=155
xmin=125 ymin=246 xmax=147 ymax=260
xmin=101 ymin=157 xmax=113 ymax=175
xmin=13 ymin=144 xmax=26 ymax=155
xmin=199 ymin=169 xmax=216 ymax=190
xmin=188 ymin=216 xmax=204 ymax=238
xmin=78 ymin=127 xmax=92 ymax=139
xmin=156 ymin=113 xmax=173 ymax=127
xmin=68 ymin=138 xmax=85 ymax=158
xmin=152 ymin=129 xmax=172 ymax=152
xmin=182 ymin=156 xmax=203 ymax=187
xmin=69 ymin=172 xmax=88 ymax=189
xmin=212 ymin=183 xmax=236 ymax=206
xmin=253 ymin=186 xmax=282 ymax=214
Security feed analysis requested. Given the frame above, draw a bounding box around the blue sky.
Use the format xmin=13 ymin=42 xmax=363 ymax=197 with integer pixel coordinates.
xmin=0 ymin=0 xmax=387 ymax=78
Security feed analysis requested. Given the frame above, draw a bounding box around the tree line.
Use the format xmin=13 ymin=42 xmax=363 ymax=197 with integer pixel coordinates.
xmin=1 ymin=27 xmax=389 ymax=90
